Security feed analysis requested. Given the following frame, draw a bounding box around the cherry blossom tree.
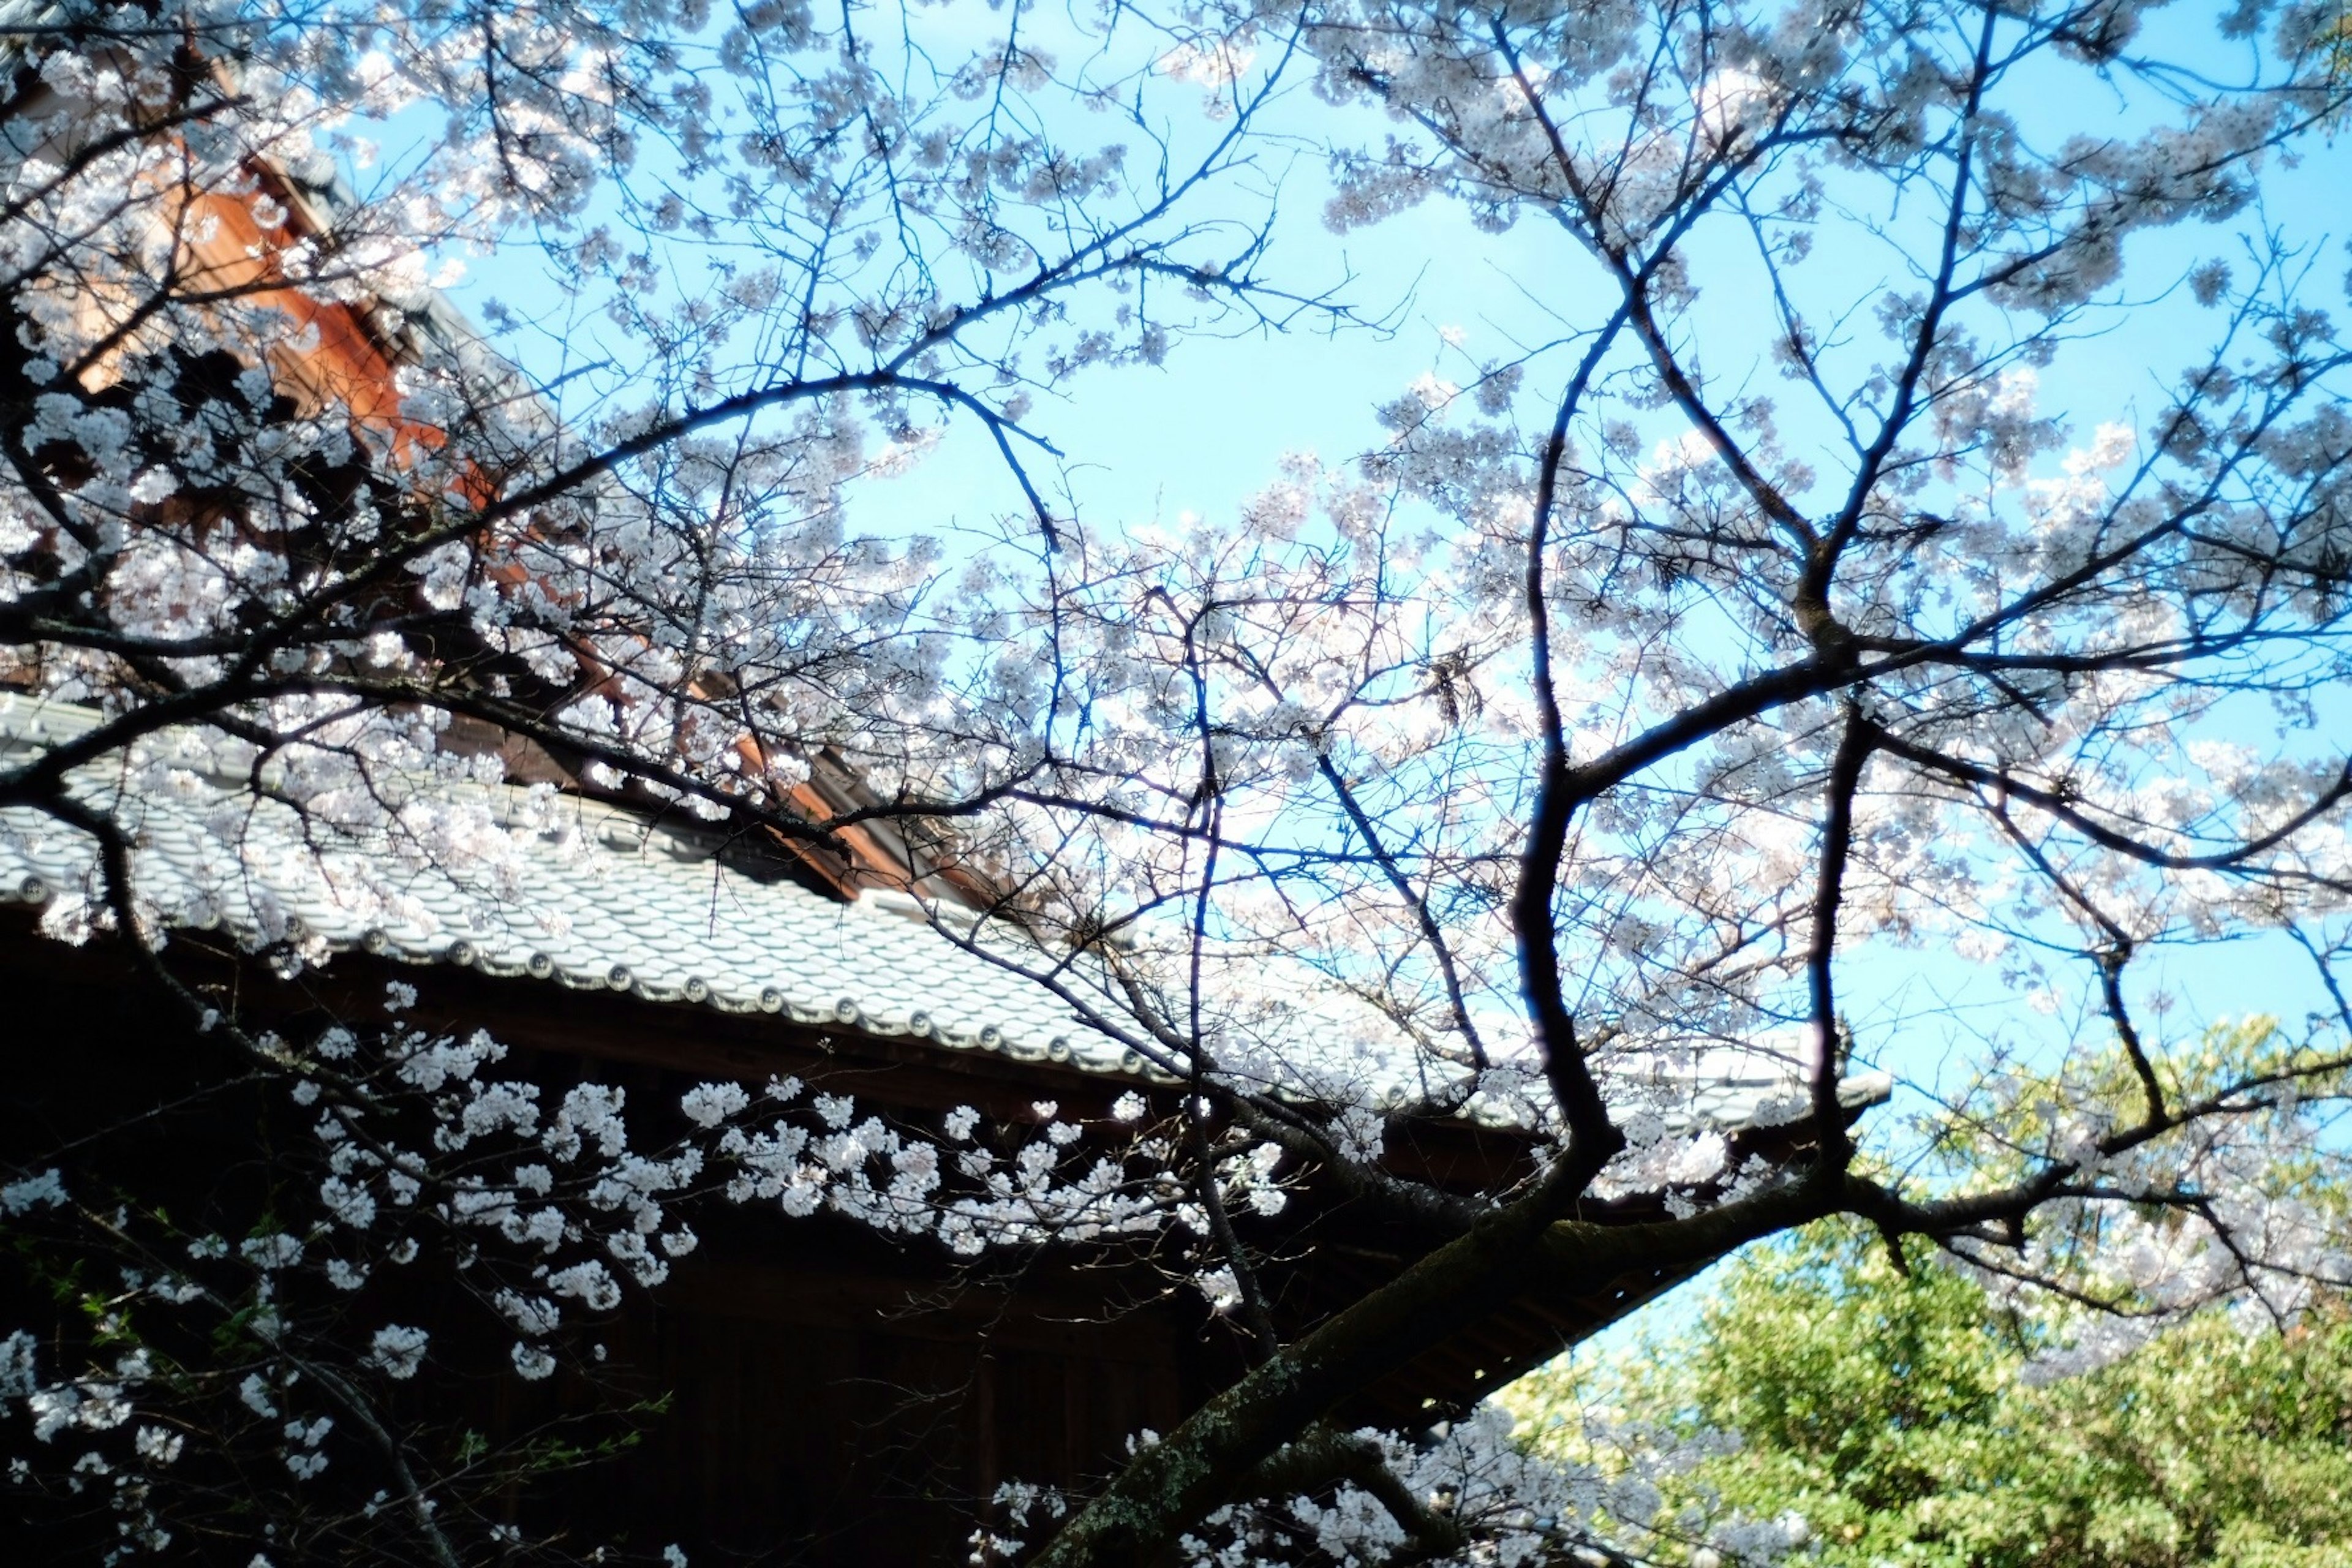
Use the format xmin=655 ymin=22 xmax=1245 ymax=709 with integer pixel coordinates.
xmin=6 ymin=1 xmax=2352 ymax=1566
xmin=915 ymin=2 xmax=2352 ymax=1561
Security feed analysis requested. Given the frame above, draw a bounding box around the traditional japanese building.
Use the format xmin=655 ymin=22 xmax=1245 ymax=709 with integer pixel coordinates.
xmin=0 ymin=692 xmax=1886 ymax=1562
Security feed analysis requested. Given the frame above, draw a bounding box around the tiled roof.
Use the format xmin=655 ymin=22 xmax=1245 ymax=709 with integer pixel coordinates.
xmin=0 ymin=696 xmax=1888 ymax=1129
xmin=0 ymin=696 xmax=1147 ymax=1074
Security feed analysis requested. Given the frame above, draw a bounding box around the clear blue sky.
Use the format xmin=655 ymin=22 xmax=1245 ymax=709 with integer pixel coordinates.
xmin=396 ymin=12 xmax=2352 ymax=1105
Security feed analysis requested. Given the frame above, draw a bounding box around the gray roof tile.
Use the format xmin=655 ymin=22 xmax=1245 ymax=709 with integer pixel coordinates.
xmin=0 ymin=695 xmax=1139 ymax=1077
xmin=0 ymin=696 xmax=1889 ymax=1131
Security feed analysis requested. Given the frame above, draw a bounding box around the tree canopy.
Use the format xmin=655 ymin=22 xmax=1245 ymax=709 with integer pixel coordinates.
xmin=1517 ymin=1206 xmax=2352 ymax=1567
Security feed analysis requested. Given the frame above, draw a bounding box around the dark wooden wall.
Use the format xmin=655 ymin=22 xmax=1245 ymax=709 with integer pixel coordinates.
xmin=0 ymin=916 xmax=1213 ymax=1565
xmin=2 ymin=911 xmax=1708 ymax=1562
xmin=575 ymin=1246 xmax=1194 ymax=1564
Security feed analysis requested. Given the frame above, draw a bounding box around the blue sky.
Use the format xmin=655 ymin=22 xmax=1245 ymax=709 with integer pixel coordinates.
xmin=385 ymin=10 xmax=2352 ymax=1104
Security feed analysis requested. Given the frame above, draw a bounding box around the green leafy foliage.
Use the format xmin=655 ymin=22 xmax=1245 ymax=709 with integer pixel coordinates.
xmin=1513 ymin=1224 xmax=2352 ymax=1568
